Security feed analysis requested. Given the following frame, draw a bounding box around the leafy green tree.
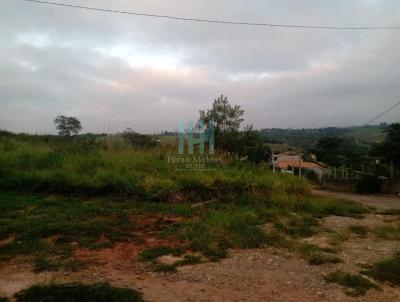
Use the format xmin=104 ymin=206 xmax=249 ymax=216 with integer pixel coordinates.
xmin=236 ymin=125 xmax=270 ymax=164
xmin=54 ymin=115 xmax=82 ymax=136
xmin=199 ymin=95 xmax=244 ymax=151
xmin=372 ymin=123 xmax=400 ymax=168
xmin=314 ymin=136 xmax=368 ymax=167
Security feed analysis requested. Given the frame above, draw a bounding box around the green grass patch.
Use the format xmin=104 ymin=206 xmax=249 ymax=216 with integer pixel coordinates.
xmin=263 ymin=232 xmax=341 ymax=265
xmin=33 ymin=257 xmax=85 ymax=273
xmin=298 ymin=196 xmax=368 ymax=218
xmin=327 ymin=231 xmax=350 ymax=247
xmin=175 ymin=255 xmax=203 ymax=266
xmin=325 ymin=271 xmax=379 ymax=296
xmin=363 ymin=252 xmax=400 ymax=286
xmin=139 ymin=246 xmax=183 ymax=262
xmin=348 ymin=225 xmax=369 ymax=237
xmin=275 ymin=213 xmax=318 ymax=238
xmin=0 ymin=192 xmax=138 ymax=268
xmin=0 ymin=134 xmax=372 ymax=268
xmin=296 ymin=242 xmax=341 ymax=265
xmin=183 ymin=206 xmax=267 ymax=261
xmin=373 ymin=224 xmax=400 ymax=241
xmin=14 ymin=283 xmax=143 ymax=302
xmin=0 ymin=192 xmax=193 ymax=271
xmin=380 ymin=209 xmax=400 ymax=216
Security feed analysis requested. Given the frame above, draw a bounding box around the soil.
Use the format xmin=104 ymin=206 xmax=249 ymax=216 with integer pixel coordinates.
xmin=1 ymin=192 xmax=400 ymax=301
xmin=312 ymin=189 xmax=400 ymax=211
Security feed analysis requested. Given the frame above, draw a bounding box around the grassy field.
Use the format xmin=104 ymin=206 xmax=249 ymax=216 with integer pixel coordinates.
xmin=0 ymin=133 xmax=369 ymax=265
xmin=3 ymin=132 xmax=392 ymax=300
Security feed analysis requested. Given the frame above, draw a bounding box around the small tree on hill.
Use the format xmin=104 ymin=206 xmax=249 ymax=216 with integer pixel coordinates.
xmin=54 ymin=115 xmax=82 ymax=136
xmin=199 ymin=95 xmax=244 ymax=151
xmin=372 ymin=123 xmax=400 ymax=168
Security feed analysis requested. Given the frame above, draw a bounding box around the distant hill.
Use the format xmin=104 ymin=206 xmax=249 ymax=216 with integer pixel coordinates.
xmin=259 ymin=125 xmax=386 ymax=148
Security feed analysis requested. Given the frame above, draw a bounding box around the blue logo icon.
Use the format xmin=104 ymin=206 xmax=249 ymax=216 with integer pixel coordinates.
xmin=178 ymin=121 xmax=214 ymax=154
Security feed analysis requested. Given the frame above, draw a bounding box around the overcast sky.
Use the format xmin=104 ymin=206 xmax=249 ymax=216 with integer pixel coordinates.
xmin=1 ymin=0 xmax=400 ymax=134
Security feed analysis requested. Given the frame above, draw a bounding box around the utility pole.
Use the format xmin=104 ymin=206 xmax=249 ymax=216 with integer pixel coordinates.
xmin=272 ymin=149 xmax=275 ymax=174
xmin=298 ymin=154 xmax=302 ymax=177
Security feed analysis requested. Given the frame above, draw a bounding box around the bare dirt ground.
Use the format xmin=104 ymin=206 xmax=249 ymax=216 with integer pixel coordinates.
xmin=1 ymin=191 xmax=400 ymax=301
xmin=312 ymin=188 xmax=400 ymax=211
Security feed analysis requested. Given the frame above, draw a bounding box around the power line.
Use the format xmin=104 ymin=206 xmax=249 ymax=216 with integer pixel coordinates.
xmin=365 ymin=101 xmax=400 ymax=125
xmin=19 ymin=0 xmax=400 ymax=30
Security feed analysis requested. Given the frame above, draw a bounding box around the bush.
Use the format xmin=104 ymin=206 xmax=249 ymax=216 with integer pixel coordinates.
xmin=120 ymin=128 xmax=157 ymax=149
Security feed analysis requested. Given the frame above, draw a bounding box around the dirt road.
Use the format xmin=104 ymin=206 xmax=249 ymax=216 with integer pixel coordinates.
xmin=1 ymin=191 xmax=400 ymax=301
xmin=312 ymin=189 xmax=400 ymax=211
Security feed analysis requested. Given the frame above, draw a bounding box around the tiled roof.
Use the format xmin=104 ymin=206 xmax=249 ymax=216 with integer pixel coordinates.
xmin=275 ymin=160 xmax=326 ymax=170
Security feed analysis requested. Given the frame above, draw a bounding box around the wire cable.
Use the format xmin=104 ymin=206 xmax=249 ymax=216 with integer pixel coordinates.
xmin=18 ymin=0 xmax=400 ymax=30
xmin=365 ymin=101 xmax=400 ymax=125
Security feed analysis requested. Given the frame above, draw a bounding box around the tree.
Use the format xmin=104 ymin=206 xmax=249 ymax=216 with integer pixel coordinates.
xmin=371 ymin=123 xmax=400 ymax=168
xmin=199 ymin=95 xmax=244 ymax=151
xmin=237 ymin=125 xmax=270 ymax=164
xmin=313 ymin=136 xmax=368 ymax=167
xmin=54 ymin=115 xmax=82 ymax=136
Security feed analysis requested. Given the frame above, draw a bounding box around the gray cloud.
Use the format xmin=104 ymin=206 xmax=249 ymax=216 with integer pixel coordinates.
xmin=0 ymin=0 xmax=400 ymax=133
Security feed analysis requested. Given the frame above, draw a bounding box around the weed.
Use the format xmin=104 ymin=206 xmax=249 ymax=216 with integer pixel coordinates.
xmin=183 ymin=207 xmax=267 ymax=261
xmin=275 ymin=214 xmax=318 ymax=238
xmin=325 ymin=271 xmax=379 ymax=296
xmin=0 ymin=192 xmax=188 ymax=271
xmin=33 ymin=257 xmax=85 ymax=273
xmin=348 ymin=225 xmax=369 ymax=237
xmin=299 ymin=196 xmax=368 ymax=218
xmin=294 ymin=241 xmax=340 ymax=265
xmin=139 ymin=246 xmax=183 ymax=262
xmin=363 ymin=252 xmax=400 ymax=286
xmin=175 ymin=255 xmax=203 ymax=266
xmin=373 ymin=224 xmax=400 ymax=241
xmin=380 ymin=209 xmax=400 ymax=216
xmin=327 ymin=231 xmax=350 ymax=247
xmin=307 ymin=253 xmax=341 ymax=265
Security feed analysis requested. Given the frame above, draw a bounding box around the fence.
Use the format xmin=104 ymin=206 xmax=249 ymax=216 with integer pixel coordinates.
xmin=321 ymin=178 xmax=400 ymax=194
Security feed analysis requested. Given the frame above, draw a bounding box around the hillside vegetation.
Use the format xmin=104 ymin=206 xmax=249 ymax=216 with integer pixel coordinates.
xmin=260 ymin=125 xmax=385 ymax=146
xmin=0 ymin=133 xmax=306 ymax=201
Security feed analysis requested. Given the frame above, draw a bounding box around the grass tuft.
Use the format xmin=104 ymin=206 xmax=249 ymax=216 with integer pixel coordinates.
xmin=327 ymin=231 xmax=350 ymax=247
xmin=139 ymin=246 xmax=183 ymax=262
xmin=363 ymin=252 xmax=400 ymax=286
xmin=348 ymin=225 xmax=369 ymax=237
xmin=325 ymin=271 xmax=379 ymax=296
xmin=373 ymin=224 xmax=400 ymax=241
